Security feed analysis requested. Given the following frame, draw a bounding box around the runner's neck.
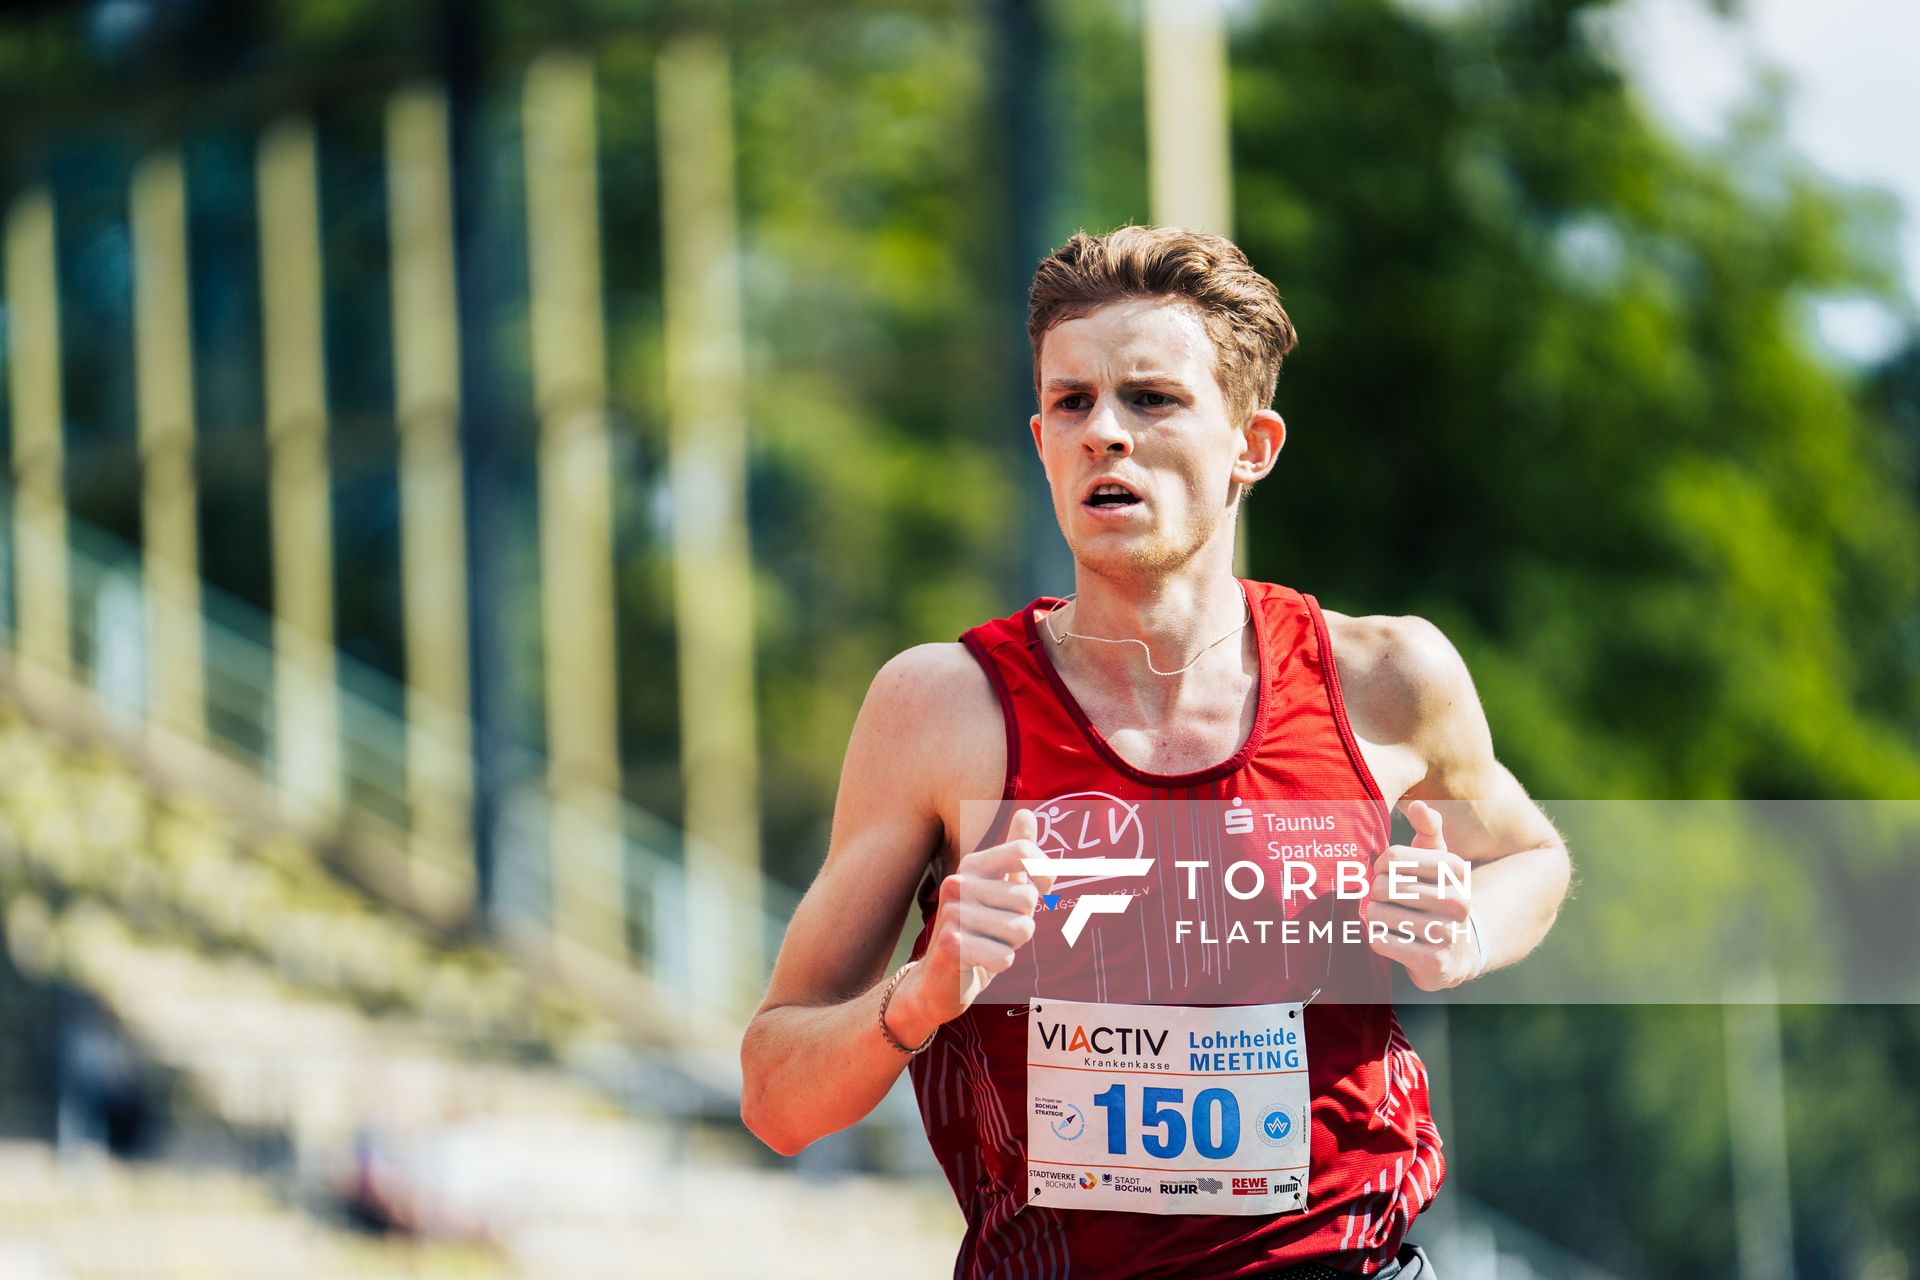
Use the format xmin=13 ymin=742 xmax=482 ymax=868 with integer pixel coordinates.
xmin=1045 ymin=572 xmax=1256 ymax=711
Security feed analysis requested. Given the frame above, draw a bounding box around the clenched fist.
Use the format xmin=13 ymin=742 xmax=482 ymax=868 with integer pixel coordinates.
xmin=1364 ymin=800 xmax=1482 ymax=991
xmin=891 ymin=808 xmax=1056 ymax=1034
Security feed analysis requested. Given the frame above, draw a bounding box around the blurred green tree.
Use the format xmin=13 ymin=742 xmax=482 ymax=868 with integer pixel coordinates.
xmin=1214 ymin=1 xmax=1920 ymax=1273
xmin=1230 ymin=0 xmax=1919 ymax=802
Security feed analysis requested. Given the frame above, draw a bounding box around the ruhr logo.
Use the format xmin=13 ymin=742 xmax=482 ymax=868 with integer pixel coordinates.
xmin=1020 ymin=791 xmax=1151 ymax=947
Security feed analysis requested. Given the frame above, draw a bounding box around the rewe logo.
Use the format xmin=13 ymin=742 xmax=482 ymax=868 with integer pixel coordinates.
xmin=1021 ymin=792 xmax=1151 ymax=947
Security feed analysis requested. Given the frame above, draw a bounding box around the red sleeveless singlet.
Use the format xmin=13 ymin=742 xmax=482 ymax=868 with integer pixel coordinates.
xmin=907 ymin=580 xmax=1444 ymax=1279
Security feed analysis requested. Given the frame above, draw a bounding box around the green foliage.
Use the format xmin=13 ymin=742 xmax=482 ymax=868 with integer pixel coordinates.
xmin=1450 ymin=1004 xmax=1737 ymax=1274
xmin=1230 ymin=0 xmax=1920 ymax=804
xmin=1216 ymin=0 xmax=1920 ymax=1270
xmin=719 ymin=8 xmax=1016 ymax=876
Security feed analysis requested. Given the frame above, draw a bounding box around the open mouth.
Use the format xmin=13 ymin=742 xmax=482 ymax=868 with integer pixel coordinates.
xmin=1084 ymin=483 xmax=1142 ymax=510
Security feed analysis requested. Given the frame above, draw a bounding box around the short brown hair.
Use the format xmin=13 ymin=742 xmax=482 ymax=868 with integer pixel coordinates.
xmin=1027 ymin=226 xmax=1297 ymax=425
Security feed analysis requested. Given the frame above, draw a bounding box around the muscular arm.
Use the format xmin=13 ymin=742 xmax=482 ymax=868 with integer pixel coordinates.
xmin=739 ymin=642 xmax=1023 ymax=1155
xmin=1337 ymin=614 xmax=1571 ymax=986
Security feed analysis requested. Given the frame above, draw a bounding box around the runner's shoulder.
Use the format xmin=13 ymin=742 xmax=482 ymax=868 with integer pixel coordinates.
xmin=1318 ymin=610 xmax=1474 ymax=746
xmin=856 ymin=644 xmax=1006 ymax=825
xmin=862 ymin=641 xmax=1004 ymax=745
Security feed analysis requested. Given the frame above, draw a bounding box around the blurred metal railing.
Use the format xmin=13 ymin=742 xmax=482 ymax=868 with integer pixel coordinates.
xmin=1 ymin=492 xmax=796 ymax=1030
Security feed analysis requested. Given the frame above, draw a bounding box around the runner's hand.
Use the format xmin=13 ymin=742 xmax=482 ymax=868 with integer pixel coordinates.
xmin=898 ymin=808 xmax=1054 ymax=1028
xmin=1365 ymin=800 xmax=1479 ymax=991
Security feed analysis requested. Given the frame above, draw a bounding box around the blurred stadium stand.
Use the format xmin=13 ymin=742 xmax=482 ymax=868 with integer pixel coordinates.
xmin=0 ymin=505 xmax=960 ymax=1278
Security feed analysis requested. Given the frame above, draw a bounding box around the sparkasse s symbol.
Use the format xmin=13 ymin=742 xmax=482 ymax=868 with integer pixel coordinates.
xmin=1224 ymin=796 xmax=1255 ymax=835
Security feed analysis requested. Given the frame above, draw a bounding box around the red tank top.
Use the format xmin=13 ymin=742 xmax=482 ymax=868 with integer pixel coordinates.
xmin=907 ymin=580 xmax=1444 ymax=1279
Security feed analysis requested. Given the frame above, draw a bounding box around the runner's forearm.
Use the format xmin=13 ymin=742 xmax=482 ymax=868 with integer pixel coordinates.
xmin=1467 ymin=842 xmax=1570 ymax=972
xmin=740 ymin=968 xmax=943 ymax=1155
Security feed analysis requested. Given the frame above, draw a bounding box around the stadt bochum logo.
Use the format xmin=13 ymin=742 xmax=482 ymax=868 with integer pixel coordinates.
xmin=1022 ymin=791 xmax=1152 ymax=947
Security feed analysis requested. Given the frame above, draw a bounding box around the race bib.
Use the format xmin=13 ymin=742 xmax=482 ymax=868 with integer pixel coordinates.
xmin=1026 ymin=997 xmax=1310 ymax=1215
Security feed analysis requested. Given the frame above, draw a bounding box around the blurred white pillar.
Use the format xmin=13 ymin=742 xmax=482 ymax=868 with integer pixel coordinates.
xmin=1143 ymin=0 xmax=1249 ymax=574
xmin=131 ymin=148 xmax=206 ymax=742
xmin=1725 ymin=973 xmax=1796 ymax=1280
xmin=659 ymin=33 xmax=764 ymax=1003
xmin=387 ymin=83 xmax=476 ymax=915
xmin=524 ymin=51 xmax=627 ymax=962
xmin=5 ymin=187 xmax=71 ymax=682
xmin=1144 ymin=0 xmax=1233 ymax=237
xmin=94 ymin=571 xmax=147 ymax=717
xmin=258 ymin=117 xmax=341 ymax=816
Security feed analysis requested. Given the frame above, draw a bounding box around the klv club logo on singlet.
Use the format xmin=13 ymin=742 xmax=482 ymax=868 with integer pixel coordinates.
xmin=1020 ymin=791 xmax=1152 ymax=947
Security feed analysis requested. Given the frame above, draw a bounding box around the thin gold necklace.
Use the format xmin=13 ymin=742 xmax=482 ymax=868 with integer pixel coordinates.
xmin=1041 ymin=585 xmax=1251 ymax=677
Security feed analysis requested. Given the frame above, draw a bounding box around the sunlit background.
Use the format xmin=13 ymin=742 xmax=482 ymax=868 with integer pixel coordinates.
xmin=0 ymin=0 xmax=1916 ymax=1276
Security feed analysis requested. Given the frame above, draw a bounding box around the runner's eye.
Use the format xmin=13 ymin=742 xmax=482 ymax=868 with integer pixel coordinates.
xmin=1056 ymin=394 xmax=1091 ymax=412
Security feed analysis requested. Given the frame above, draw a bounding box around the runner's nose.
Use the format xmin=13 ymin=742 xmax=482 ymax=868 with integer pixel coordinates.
xmin=1083 ymin=399 xmax=1132 ymax=456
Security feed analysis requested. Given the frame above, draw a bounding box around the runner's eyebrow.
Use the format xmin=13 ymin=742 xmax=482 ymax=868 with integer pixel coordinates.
xmin=1042 ymin=375 xmax=1192 ymax=396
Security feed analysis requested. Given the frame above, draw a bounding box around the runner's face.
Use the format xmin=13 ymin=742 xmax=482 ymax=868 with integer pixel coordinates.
xmin=1031 ymin=299 xmax=1254 ymax=577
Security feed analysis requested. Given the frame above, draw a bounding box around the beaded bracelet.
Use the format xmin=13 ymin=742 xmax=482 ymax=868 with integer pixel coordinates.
xmin=879 ymin=960 xmax=938 ymax=1055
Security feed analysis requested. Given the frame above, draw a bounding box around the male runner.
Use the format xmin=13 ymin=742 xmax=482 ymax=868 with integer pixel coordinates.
xmin=741 ymin=226 xmax=1571 ymax=1278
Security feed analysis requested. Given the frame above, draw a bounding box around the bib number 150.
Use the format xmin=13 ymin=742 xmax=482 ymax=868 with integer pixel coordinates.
xmin=1091 ymin=1084 xmax=1240 ymax=1160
